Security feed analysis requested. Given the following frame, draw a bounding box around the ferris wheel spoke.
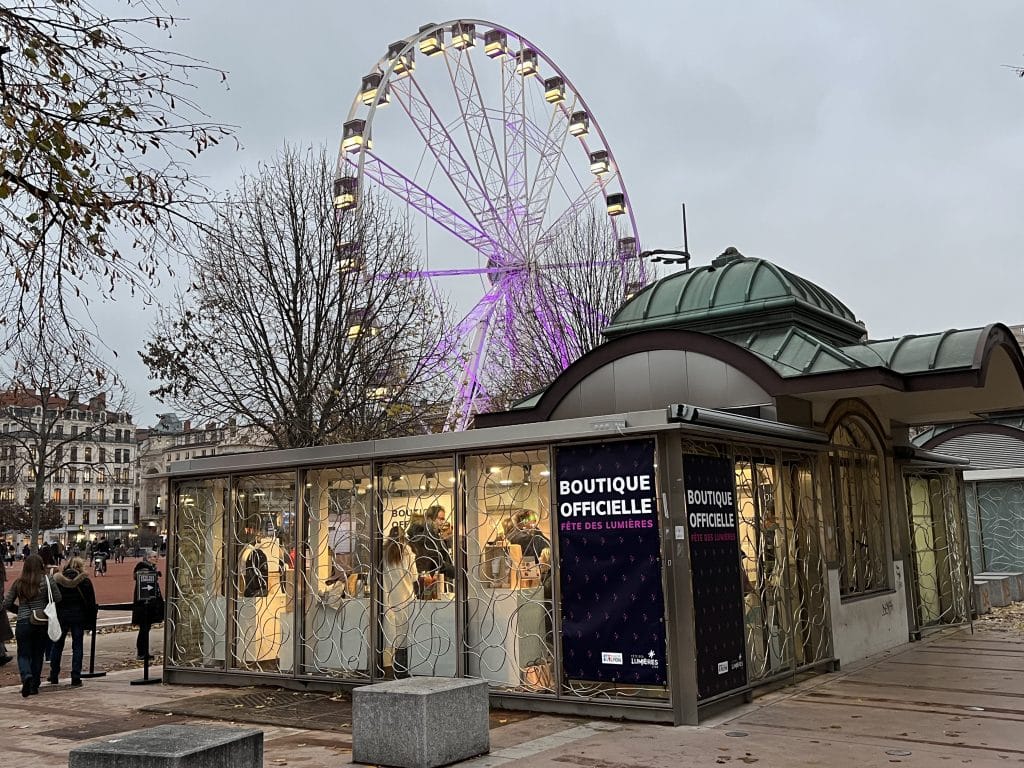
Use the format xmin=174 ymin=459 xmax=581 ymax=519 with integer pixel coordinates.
xmin=533 ymin=178 xmax=611 ymax=254
xmin=372 ymin=265 xmax=517 ymax=280
xmin=524 ymin=99 xmax=574 ymax=247
xmin=354 ymin=152 xmax=500 ymax=261
xmin=442 ymin=289 xmax=505 ymax=432
xmin=390 ymin=75 xmax=520 ymax=263
xmin=498 ymin=55 xmax=530 ymax=253
xmin=444 ymin=47 xmax=510 ymax=225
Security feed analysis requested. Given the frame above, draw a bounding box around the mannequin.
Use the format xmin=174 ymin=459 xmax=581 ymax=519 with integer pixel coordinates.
xmin=236 ymin=533 xmax=287 ymax=663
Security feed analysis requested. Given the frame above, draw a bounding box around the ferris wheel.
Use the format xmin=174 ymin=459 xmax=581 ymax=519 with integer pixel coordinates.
xmin=335 ymin=19 xmax=648 ymax=431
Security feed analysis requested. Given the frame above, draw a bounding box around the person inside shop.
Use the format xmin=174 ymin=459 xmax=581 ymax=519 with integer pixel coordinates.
xmin=507 ymin=509 xmax=551 ymax=562
xmin=49 ymin=556 xmax=98 ymax=686
xmin=131 ymin=551 xmax=164 ymax=661
xmin=381 ymin=524 xmax=417 ymax=678
xmin=407 ymin=505 xmax=455 ymax=583
xmin=3 ymin=554 xmax=60 ymax=697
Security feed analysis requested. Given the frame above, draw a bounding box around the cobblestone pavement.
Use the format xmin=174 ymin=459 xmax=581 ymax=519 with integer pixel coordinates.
xmin=0 ymin=615 xmax=1021 ymax=767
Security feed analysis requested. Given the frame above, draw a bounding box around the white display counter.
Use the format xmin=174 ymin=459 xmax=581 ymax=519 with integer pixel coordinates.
xmin=467 ymin=586 xmax=548 ymax=686
xmin=408 ymin=597 xmax=457 ymax=677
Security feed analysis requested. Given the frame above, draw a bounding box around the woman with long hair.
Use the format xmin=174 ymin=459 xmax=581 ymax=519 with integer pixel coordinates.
xmin=49 ymin=556 xmax=98 ymax=686
xmin=381 ymin=525 xmax=417 ymax=678
xmin=2 ymin=553 xmax=61 ymax=696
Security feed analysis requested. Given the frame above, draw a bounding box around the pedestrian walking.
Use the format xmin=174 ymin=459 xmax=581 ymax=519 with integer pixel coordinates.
xmin=132 ymin=551 xmax=163 ymax=661
xmin=2 ymin=554 xmax=61 ymax=697
xmin=48 ymin=556 xmax=97 ymax=687
xmin=0 ymin=551 xmax=12 ymax=667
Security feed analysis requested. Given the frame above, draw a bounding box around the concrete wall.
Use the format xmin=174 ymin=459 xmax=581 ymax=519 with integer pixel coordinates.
xmin=828 ymin=562 xmax=910 ymax=664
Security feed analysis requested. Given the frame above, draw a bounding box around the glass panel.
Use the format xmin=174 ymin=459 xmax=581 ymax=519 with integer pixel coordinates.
xmin=464 ymin=449 xmax=553 ymax=693
xmin=230 ymin=473 xmax=296 ymax=672
xmin=906 ymin=471 xmax=971 ymax=629
xmin=379 ymin=457 xmax=457 ymax=677
xmin=298 ymin=464 xmax=373 ymax=679
xmin=167 ymin=478 xmax=227 ymax=668
xmin=975 ymin=481 xmax=1024 ymax=571
xmin=830 ymin=418 xmax=888 ymax=596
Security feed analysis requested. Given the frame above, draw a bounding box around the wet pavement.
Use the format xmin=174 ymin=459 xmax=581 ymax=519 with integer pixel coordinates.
xmin=0 ymin=615 xmax=1022 ymax=767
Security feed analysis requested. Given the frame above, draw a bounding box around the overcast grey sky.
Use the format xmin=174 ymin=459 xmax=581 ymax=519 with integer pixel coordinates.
xmin=92 ymin=0 xmax=1024 ymax=425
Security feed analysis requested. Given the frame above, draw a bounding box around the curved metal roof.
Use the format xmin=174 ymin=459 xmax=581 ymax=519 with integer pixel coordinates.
xmin=606 ymin=248 xmax=866 ymax=345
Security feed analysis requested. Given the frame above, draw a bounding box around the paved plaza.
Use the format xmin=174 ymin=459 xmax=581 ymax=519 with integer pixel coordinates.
xmin=0 ymin=612 xmax=1022 ymax=766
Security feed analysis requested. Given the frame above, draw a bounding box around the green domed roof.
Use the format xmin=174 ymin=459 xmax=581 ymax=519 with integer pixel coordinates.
xmin=605 ymin=247 xmax=866 ymax=346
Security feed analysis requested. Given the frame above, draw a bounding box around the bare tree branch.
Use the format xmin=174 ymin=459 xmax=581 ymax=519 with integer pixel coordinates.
xmin=142 ymin=144 xmax=452 ymax=449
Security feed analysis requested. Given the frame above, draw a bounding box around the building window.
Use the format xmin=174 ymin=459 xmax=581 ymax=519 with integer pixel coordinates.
xmin=830 ymin=416 xmax=889 ymax=597
xmin=83 ymin=489 xmax=91 ymax=503
xmin=96 ymin=510 xmax=104 ymax=525
xmin=85 ymin=447 xmax=92 ymax=463
xmin=52 ymin=489 xmax=61 ymax=503
xmin=68 ymin=489 xmax=76 ymax=504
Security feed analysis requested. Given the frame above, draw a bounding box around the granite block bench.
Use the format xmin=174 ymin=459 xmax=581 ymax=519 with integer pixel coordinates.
xmin=68 ymin=724 xmax=263 ymax=768
xmin=353 ymin=677 xmax=489 ymax=768
xmin=975 ymin=576 xmax=1011 ymax=607
xmin=978 ymin=572 xmax=1024 ymax=603
xmin=973 ymin=580 xmax=992 ymax=616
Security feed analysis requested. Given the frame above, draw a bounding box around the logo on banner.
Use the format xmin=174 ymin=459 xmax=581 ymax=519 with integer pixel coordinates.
xmin=630 ymin=650 xmax=661 ymax=668
xmin=601 ymin=652 xmax=624 ymax=665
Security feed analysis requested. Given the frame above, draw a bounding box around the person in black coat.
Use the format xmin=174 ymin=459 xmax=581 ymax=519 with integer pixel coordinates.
xmin=132 ymin=551 xmax=164 ymax=660
xmin=48 ymin=557 xmax=97 ymax=686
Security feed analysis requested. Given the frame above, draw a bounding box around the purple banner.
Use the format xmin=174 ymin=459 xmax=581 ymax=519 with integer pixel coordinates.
xmin=555 ymin=439 xmax=666 ymax=686
xmin=683 ymin=454 xmax=747 ymax=698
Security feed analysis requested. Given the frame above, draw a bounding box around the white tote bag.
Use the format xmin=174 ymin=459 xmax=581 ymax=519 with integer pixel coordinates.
xmin=43 ymin=577 xmax=62 ymax=642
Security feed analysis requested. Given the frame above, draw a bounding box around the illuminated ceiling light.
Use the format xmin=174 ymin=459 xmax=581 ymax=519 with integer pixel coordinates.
xmin=386 ymin=40 xmax=415 ymax=77
xmin=516 ymin=48 xmax=538 ymax=77
xmin=606 ymin=192 xmax=627 ymax=217
xmin=448 ymin=475 xmax=456 ymax=483
xmin=488 ymin=466 xmax=501 ymax=474
xmin=499 ymin=479 xmax=515 ymax=486
xmin=451 ymin=22 xmax=475 ymax=50
xmin=418 ymin=24 xmax=444 ymax=56
xmin=568 ymin=110 xmax=589 ymax=137
xmin=333 ymin=176 xmax=358 ymax=211
xmin=543 ymin=76 xmax=565 ymax=103
xmin=341 ymin=119 xmax=371 ymax=153
xmin=589 ymin=149 xmax=610 ymax=175
xmin=359 ymin=72 xmax=388 ymax=107
xmin=539 ymin=470 xmax=551 ymax=477
xmin=617 ymin=236 xmax=638 ymax=258
xmin=484 ymin=29 xmax=508 ymax=58
xmin=624 ymin=281 xmax=644 ymax=302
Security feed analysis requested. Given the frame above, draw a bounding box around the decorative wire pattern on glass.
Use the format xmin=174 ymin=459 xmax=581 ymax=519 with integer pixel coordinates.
xmin=465 ymin=450 xmax=555 ymax=694
xmin=230 ymin=473 xmax=296 ymax=673
xmin=831 ymin=418 xmax=888 ymax=596
xmin=379 ymin=459 xmax=458 ymax=678
xmin=168 ymin=479 xmax=227 ymax=668
xmin=684 ymin=439 xmax=831 ymax=685
xmin=905 ymin=471 xmax=970 ymax=630
xmin=300 ymin=465 xmax=373 ymax=679
xmin=965 ymin=480 xmax=1024 ymax=575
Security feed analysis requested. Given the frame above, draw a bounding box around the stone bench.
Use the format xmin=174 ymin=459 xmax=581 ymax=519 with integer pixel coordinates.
xmin=973 ymin=580 xmax=992 ymax=616
xmin=69 ymin=724 xmax=263 ymax=768
xmin=975 ymin=576 xmax=1011 ymax=607
xmin=978 ymin=572 xmax=1024 ymax=602
xmin=353 ymin=677 xmax=489 ymax=768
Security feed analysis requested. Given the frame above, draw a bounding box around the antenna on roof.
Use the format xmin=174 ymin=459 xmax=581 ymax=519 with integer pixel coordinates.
xmin=639 ymin=203 xmax=691 ymax=266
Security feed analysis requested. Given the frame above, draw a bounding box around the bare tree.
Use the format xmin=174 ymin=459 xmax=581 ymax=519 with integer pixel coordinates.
xmin=485 ymin=205 xmax=645 ymax=410
xmin=0 ymin=322 xmax=133 ymax=551
xmin=0 ymin=1 xmax=231 ymax=335
xmin=142 ymin=144 xmax=451 ymax=449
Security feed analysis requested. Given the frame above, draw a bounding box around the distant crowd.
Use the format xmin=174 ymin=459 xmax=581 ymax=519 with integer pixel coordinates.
xmin=0 ymin=536 xmax=165 ymax=697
